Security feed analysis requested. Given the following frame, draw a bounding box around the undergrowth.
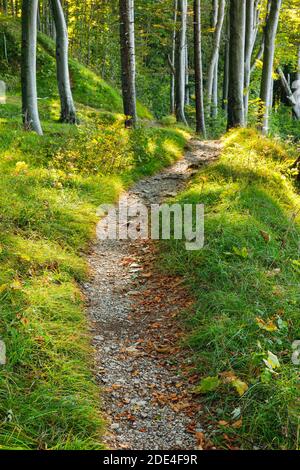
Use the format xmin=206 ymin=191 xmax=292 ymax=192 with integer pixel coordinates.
xmin=0 ymin=17 xmax=188 ymax=447
xmin=160 ymin=128 xmax=300 ymax=450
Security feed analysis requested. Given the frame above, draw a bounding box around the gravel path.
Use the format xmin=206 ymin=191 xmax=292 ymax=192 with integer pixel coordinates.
xmin=84 ymin=139 xmax=221 ymax=450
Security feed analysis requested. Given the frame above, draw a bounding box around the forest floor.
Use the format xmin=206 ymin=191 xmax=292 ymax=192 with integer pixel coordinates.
xmin=84 ymin=139 xmax=221 ymax=450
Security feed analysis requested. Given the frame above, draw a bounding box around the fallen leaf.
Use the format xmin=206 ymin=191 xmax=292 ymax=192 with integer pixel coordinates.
xmin=232 ymin=419 xmax=243 ymax=429
xmin=256 ymin=317 xmax=278 ymax=332
xmin=263 ymin=351 xmax=280 ymax=371
xmin=194 ymin=376 xmax=220 ymax=394
xmin=260 ymin=230 xmax=271 ymax=243
xmin=231 ymin=379 xmax=249 ymax=397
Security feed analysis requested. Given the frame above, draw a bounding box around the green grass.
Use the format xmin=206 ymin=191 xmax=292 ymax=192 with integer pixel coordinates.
xmin=0 ymin=99 xmax=188 ymax=450
xmin=159 ymin=129 xmax=300 ymax=450
xmin=0 ymin=16 xmax=152 ymax=120
xmin=0 ymin=15 xmax=188 ymax=450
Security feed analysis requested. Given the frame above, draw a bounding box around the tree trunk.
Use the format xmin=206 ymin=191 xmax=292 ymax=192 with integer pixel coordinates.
xmin=119 ymin=0 xmax=137 ymax=128
xmin=175 ymin=0 xmax=188 ymax=125
xmin=185 ymin=41 xmax=190 ymax=105
xmin=259 ymin=0 xmax=282 ymax=134
xmin=194 ymin=0 xmax=206 ymax=137
xmin=50 ymin=0 xmax=76 ymax=124
xmin=277 ymin=67 xmax=300 ymax=120
xmin=21 ymin=0 xmax=43 ymax=135
xmin=207 ymin=0 xmax=226 ymax=116
xmin=227 ymin=0 xmax=246 ymax=129
xmin=170 ymin=0 xmax=178 ymax=115
xmin=212 ymin=0 xmax=219 ymax=118
xmin=244 ymin=0 xmax=254 ymax=122
xmin=297 ymin=45 xmax=300 ymax=81
xmin=244 ymin=0 xmax=262 ymax=122
xmin=222 ymin=9 xmax=230 ymax=111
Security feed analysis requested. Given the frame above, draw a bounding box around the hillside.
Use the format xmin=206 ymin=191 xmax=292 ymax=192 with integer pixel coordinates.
xmin=0 ymin=16 xmax=151 ymax=119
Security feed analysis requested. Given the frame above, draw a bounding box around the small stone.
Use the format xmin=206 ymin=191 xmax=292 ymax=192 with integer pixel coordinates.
xmin=94 ymin=335 xmax=104 ymax=342
xmin=111 ymin=423 xmax=120 ymax=430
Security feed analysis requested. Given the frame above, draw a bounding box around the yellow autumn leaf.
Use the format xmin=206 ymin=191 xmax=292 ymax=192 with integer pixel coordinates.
xmin=0 ymin=284 xmax=8 ymax=294
xmin=231 ymin=379 xmax=249 ymax=397
xmin=10 ymin=280 xmax=22 ymax=290
xmin=256 ymin=317 xmax=278 ymax=332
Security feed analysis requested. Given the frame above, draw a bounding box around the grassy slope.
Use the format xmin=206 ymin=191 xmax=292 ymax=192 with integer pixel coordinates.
xmin=160 ymin=129 xmax=300 ymax=450
xmin=0 ymin=16 xmax=188 ymax=449
xmin=0 ymin=16 xmax=151 ymax=119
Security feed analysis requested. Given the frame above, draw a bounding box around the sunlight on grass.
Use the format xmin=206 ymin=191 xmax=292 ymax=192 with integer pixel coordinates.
xmin=160 ymin=129 xmax=300 ymax=450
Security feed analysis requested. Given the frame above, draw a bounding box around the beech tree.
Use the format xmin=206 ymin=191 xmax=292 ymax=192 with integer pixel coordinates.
xmin=244 ymin=0 xmax=261 ymax=122
xmin=170 ymin=0 xmax=178 ymax=115
xmin=175 ymin=0 xmax=188 ymax=125
xmin=51 ymin=0 xmax=77 ymax=124
xmin=227 ymin=0 xmax=246 ymax=129
xmin=222 ymin=9 xmax=230 ymax=112
xmin=194 ymin=0 xmax=206 ymax=136
xmin=21 ymin=0 xmax=43 ymax=135
xmin=259 ymin=0 xmax=282 ymax=134
xmin=277 ymin=65 xmax=300 ymax=120
xmin=119 ymin=0 xmax=137 ymax=128
xmin=207 ymin=0 xmax=226 ymax=117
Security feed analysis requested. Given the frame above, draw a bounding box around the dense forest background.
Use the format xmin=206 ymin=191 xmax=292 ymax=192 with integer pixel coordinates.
xmin=0 ymin=0 xmax=299 ymax=138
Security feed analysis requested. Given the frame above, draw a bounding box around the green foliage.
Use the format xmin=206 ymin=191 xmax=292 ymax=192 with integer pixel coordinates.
xmin=160 ymin=129 xmax=300 ymax=450
xmin=0 ymin=18 xmax=151 ymax=120
xmin=0 ymin=89 xmax=187 ymax=449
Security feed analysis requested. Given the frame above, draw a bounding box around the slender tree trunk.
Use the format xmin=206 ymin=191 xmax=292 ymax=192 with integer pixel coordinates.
xmin=50 ymin=0 xmax=76 ymax=124
xmin=212 ymin=0 xmax=219 ymax=118
xmin=227 ymin=0 xmax=246 ymax=129
xmin=297 ymin=45 xmax=300 ymax=81
xmin=185 ymin=41 xmax=190 ymax=105
xmin=119 ymin=0 xmax=137 ymax=128
xmin=277 ymin=66 xmax=300 ymax=120
xmin=21 ymin=0 xmax=43 ymax=135
xmin=175 ymin=0 xmax=188 ymax=125
xmin=244 ymin=0 xmax=261 ymax=121
xmin=207 ymin=0 xmax=226 ymax=116
xmin=244 ymin=0 xmax=254 ymax=123
xmin=194 ymin=0 xmax=206 ymax=137
xmin=222 ymin=10 xmax=230 ymax=111
xmin=170 ymin=0 xmax=178 ymax=115
xmin=259 ymin=0 xmax=282 ymax=134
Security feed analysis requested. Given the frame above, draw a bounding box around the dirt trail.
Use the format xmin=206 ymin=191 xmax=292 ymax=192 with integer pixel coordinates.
xmin=84 ymin=140 xmax=221 ymax=450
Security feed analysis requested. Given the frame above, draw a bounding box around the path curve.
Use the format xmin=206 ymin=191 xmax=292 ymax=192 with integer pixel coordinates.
xmin=84 ymin=139 xmax=221 ymax=450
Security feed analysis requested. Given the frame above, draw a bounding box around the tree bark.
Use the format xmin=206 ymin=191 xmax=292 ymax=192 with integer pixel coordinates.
xmin=222 ymin=9 xmax=230 ymax=111
xmin=50 ymin=0 xmax=77 ymax=124
xmin=194 ymin=0 xmax=206 ymax=137
xmin=170 ymin=0 xmax=178 ymax=115
xmin=244 ymin=0 xmax=260 ymax=122
xmin=227 ymin=0 xmax=246 ymax=129
xmin=119 ymin=0 xmax=137 ymax=128
xmin=185 ymin=41 xmax=190 ymax=105
xmin=277 ymin=67 xmax=300 ymax=120
xmin=244 ymin=0 xmax=263 ymax=119
xmin=207 ymin=0 xmax=226 ymax=116
xmin=21 ymin=0 xmax=43 ymax=135
xmin=175 ymin=0 xmax=188 ymax=125
xmin=259 ymin=0 xmax=282 ymax=134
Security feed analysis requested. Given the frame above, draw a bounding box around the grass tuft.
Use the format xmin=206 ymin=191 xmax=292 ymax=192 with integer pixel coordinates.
xmin=160 ymin=129 xmax=300 ymax=450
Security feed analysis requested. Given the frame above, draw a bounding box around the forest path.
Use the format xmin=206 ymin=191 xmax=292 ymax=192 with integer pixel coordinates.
xmin=84 ymin=139 xmax=221 ymax=450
